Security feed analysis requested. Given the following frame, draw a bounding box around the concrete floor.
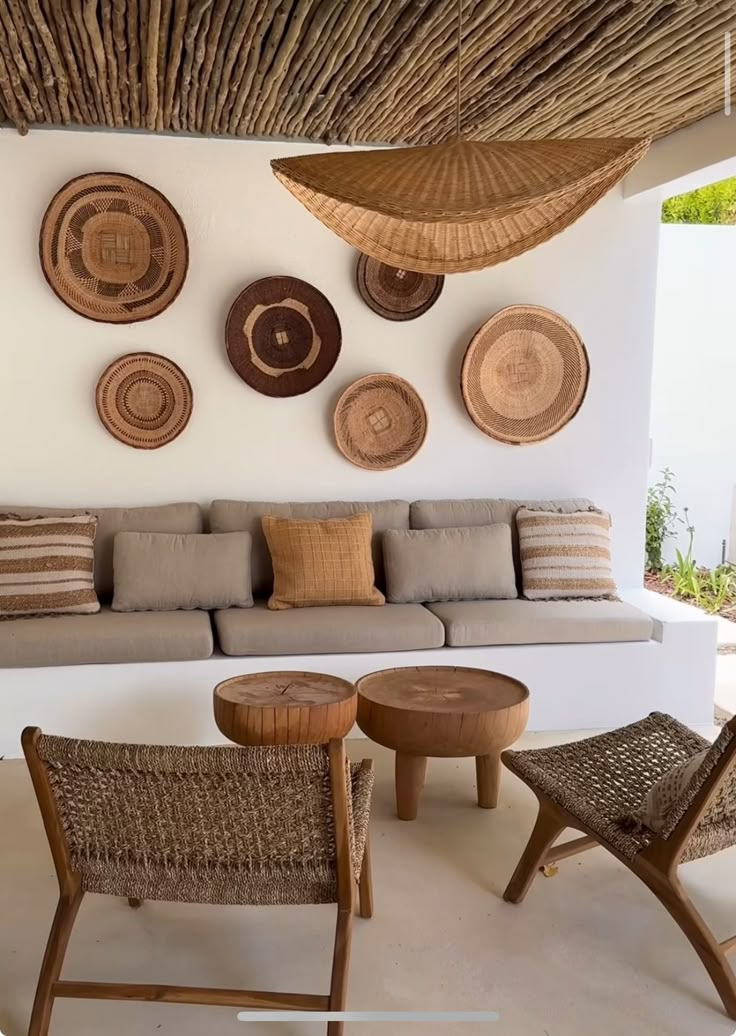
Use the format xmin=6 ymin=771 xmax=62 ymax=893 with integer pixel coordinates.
xmin=3 ymin=735 xmax=736 ymax=1036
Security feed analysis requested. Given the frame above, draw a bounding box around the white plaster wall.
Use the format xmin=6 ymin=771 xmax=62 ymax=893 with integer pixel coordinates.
xmin=0 ymin=128 xmax=661 ymax=587
xmin=651 ymin=225 xmax=736 ymax=568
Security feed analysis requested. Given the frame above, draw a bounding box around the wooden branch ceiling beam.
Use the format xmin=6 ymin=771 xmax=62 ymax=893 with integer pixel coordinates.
xmin=0 ymin=0 xmax=731 ymax=147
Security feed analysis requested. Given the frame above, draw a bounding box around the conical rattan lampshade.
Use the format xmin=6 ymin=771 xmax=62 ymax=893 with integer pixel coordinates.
xmin=271 ymin=137 xmax=649 ymax=274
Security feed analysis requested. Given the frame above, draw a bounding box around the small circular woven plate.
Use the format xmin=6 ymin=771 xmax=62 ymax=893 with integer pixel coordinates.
xmin=95 ymin=352 xmax=193 ymax=449
xmin=334 ymin=373 xmax=427 ymax=470
xmin=461 ymin=305 xmax=589 ymax=445
xmin=40 ymin=172 xmax=188 ymax=323
xmin=226 ymin=276 xmax=341 ymax=397
xmin=356 ymin=253 xmax=444 ymax=320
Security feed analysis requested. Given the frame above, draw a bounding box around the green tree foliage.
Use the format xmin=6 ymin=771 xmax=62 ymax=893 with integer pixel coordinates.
xmin=662 ymin=177 xmax=736 ymax=224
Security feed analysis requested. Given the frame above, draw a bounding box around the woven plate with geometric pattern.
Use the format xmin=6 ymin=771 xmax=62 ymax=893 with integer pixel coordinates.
xmin=334 ymin=373 xmax=427 ymax=470
xmin=461 ymin=305 xmax=589 ymax=445
xmin=226 ymin=276 xmax=341 ymax=398
xmin=95 ymin=352 xmax=193 ymax=449
xmin=40 ymin=172 xmax=188 ymax=323
xmin=356 ymin=253 xmax=444 ymax=321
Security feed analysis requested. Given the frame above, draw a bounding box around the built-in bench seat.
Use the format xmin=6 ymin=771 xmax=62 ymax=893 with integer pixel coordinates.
xmin=214 ymin=601 xmax=445 ymax=656
xmin=425 ymin=599 xmax=654 ymax=647
xmin=0 ymin=607 xmax=214 ymax=669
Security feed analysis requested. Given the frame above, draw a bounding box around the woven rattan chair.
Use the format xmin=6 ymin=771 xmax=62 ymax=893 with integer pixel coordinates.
xmin=22 ymin=728 xmax=374 ymax=1036
xmin=502 ymin=712 xmax=736 ymax=1019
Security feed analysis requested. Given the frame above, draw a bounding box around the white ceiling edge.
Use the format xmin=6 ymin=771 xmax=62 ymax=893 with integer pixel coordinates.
xmin=623 ymin=111 xmax=736 ymax=201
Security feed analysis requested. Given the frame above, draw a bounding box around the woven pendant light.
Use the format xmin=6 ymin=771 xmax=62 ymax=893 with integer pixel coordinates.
xmin=271 ymin=4 xmax=649 ymax=275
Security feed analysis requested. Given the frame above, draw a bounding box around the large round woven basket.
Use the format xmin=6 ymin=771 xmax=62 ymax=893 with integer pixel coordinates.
xmin=95 ymin=352 xmax=193 ymax=449
xmin=461 ymin=305 xmax=589 ymax=445
xmin=272 ymin=137 xmax=649 ymax=274
xmin=356 ymin=253 xmax=443 ymax=320
xmin=334 ymin=373 xmax=427 ymax=470
xmin=40 ymin=172 xmax=188 ymax=323
xmin=226 ymin=276 xmax=341 ymax=397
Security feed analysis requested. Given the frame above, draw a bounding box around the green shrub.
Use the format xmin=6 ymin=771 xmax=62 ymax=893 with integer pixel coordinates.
xmin=646 ymin=468 xmax=681 ymax=572
xmin=662 ymin=177 xmax=736 ymax=225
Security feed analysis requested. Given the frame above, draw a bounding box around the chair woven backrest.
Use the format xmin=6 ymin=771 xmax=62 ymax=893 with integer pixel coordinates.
xmin=659 ymin=719 xmax=736 ymax=850
xmin=34 ymin=734 xmax=356 ymax=905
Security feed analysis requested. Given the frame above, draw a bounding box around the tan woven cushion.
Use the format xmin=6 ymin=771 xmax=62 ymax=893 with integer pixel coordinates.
xmin=516 ymin=506 xmax=616 ymax=600
xmin=383 ymin=524 xmax=517 ymax=603
xmin=112 ymin=531 xmax=253 ymax=611
xmin=262 ymin=512 xmax=385 ymax=610
xmin=0 ymin=514 xmax=100 ymax=618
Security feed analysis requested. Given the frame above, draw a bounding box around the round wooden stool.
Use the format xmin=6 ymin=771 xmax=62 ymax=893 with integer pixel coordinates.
xmin=356 ymin=665 xmax=529 ymax=820
xmin=213 ymin=670 xmax=357 ymax=746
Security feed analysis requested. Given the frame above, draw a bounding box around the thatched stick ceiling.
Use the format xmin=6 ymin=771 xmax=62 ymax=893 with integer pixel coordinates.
xmin=0 ymin=1 xmax=731 ymax=145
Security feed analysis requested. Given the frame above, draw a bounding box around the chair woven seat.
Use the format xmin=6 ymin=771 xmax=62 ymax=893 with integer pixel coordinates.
xmin=24 ymin=728 xmax=375 ymax=1035
xmin=38 ymin=735 xmax=373 ymax=906
xmin=505 ymin=713 xmax=735 ymax=862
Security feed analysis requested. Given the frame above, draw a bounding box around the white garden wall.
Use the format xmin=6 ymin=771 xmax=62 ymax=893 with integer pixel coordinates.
xmin=651 ymin=225 xmax=736 ymax=568
xmin=0 ymin=127 xmax=661 ymax=587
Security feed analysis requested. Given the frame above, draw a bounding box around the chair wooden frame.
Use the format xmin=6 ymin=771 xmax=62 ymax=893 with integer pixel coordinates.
xmin=22 ymin=728 xmax=373 ymax=1036
xmin=502 ymin=716 xmax=736 ymax=1020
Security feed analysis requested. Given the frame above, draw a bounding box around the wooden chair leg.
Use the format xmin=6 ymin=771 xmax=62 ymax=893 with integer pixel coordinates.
xmin=636 ymin=865 xmax=736 ymax=1020
xmin=28 ymin=886 xmax=83 ymax=1036
xmin=503 ymin=802 xmax=566 ymax=904
xmin=327 ymin=908 xmax=352 ymax=1036
xmin=358 ymin=834 xmax=373 ymax=920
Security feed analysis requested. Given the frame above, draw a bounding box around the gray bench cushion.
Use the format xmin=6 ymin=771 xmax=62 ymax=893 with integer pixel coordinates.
xmin=210 ymin=500 xmax=409 ymax=596
xmin=0 ymin=503 xmax=203 ymax=598
xmin=0 ymin=607 xmax=213 ymax=668
xmin=411 ymin=498 xmax=595 ymax=591
xmin=425 ymin=599 xmax=653 ymax=647
xmin=215 ymin=600 xmax=444 ymax=656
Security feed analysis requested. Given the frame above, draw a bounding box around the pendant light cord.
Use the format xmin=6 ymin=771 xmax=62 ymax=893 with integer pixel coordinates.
xmin=455 ymin=0 xmax=463 ymax=138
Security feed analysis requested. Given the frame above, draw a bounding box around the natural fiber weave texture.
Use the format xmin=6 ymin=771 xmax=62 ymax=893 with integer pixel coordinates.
xmin=36 ymin=735 xmax=373 ymax=905
xmin=505 ymin=713 xmax=736 ymax=863
xmin=0 ymin=514 xmax=100 ymax=618
xmin=95 ymin=352 xmax=193 ymax=450
xmin=356 ymin=254 xmax=443 ymax=320
xmin=516 ymin=507 xmax=616 ymax=600
xmin=334 ymin=374 xmax=427 ymax=470
xmin=226 ymin=277 xmax=341 ymax=398
xmin=461 ymin=306 xmax=589 ymax=444
xmin=272 ymin=138 xmax=650 ymax=274
xmin=263 ymin=512 xmax=384 ymax=610
xmin=39 ymin=172 xmax=188 ymax=322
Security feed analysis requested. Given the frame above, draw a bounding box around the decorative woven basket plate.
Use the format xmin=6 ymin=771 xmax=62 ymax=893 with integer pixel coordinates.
xmin=95 ymin=352 xmax=193 ymax=449
xmin=356 ymin=253 xmax=443 ymax=320
xmin=40 ymin=172 xmax=188 ymax=323
xmin=226 ymin=276 xmax=341 ymax=397
xmin=334 ymin=373 xmax=427 ymax=470
xmin=461 ymin=305 xmax=588 ymax=445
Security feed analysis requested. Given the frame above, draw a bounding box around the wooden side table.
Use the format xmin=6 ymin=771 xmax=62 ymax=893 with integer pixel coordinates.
xmin=213 ymin=670 xmax=357 ymax=746
xmin=356 ymin=665 xmax=529 ymax=820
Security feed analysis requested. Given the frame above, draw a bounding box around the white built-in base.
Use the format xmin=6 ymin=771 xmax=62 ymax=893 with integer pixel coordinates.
xmin=0 ymin=591 xmax=717 ymax=757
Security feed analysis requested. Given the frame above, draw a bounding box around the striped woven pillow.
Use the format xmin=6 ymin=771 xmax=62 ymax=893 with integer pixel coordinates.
xmin=0 ymin=514 xmax=100 ymax=618
xmin=516 ymin=507 xmax=616 ymax=600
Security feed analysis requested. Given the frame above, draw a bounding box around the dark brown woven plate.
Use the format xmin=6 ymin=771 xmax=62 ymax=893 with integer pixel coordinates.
xmin=226 ymin=276 xmax=341 ymax=397
xmin=95 ymin=352 xmax=193 ymax=449
xmin=356 ymin=253 xmax=444 ymax=320
xmin=40 ymin=172 xmax=188 ymax=323
xmin=334 ymin=373 xmax=427 ymax=470
xmin=461 ymin=305 xmax=589 ymax=445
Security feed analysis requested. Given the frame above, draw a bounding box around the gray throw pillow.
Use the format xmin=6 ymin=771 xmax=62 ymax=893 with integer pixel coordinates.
xmin=112 ymin=532 xmax=253 ymax=612
xmin=383 ymin=525 xmax=518 ymax=604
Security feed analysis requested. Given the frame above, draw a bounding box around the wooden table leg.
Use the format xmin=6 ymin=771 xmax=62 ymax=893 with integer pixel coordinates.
xmin=395 ymin=753 xmax=427 ymax=821
xmin=476 ymin=753 xmax=500 ymax=809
